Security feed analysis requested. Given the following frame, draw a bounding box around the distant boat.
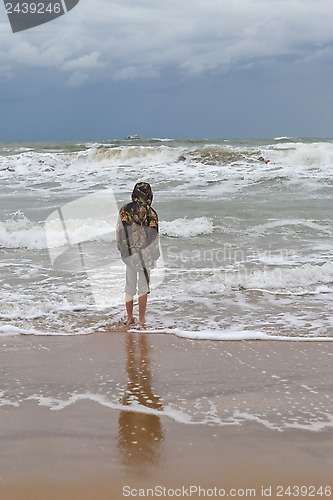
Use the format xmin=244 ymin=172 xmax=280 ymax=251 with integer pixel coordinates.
xmin=123 ymin=134 xmax=141 ymax=140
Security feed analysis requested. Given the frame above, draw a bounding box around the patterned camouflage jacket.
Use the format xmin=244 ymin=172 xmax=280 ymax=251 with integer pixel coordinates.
xmin=116 ymin=201 xmax=160 ymax=268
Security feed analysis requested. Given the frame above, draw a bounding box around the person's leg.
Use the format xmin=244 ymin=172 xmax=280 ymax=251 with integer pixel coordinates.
xmin=125 ymin=293 xmax=134 ymax=325
xmin=137 ymin=268 xmax=150 ymax=326
xmin=125 ymin=265 xmax=137 ymax=325
xmin=138 ymin=293 xmax=147 ymax=326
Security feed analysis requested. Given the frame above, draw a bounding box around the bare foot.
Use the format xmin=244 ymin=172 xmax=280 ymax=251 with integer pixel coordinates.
xmin=125 ymin=318 xmax=135 ymax=326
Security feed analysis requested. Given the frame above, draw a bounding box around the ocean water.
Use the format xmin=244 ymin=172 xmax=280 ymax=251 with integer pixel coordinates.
xmin=1 ymin=137 xmax=333 ymax=340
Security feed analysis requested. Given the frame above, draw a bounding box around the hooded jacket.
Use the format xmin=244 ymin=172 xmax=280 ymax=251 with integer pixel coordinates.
xmin=116 ymin=182 xmax=160 ymax=267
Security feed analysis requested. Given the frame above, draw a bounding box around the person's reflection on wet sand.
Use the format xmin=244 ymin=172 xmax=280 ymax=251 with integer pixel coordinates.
xmin=118 ymin=333 xmax=164 ymax=468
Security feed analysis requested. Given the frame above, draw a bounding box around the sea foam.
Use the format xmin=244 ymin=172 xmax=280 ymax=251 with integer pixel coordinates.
xmin=161 ymin=217 xmax=214 ymax=238
xmin=131 ymin=328 xmax=333 ymax=342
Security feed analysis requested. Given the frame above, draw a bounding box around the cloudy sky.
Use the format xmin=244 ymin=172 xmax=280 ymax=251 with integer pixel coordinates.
xmin=1 ymin=0 xmax=333 ymax=141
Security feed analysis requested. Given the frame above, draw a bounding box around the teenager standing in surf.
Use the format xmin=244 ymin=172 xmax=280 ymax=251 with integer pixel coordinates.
xmin=116 ymin=182 xmax=160 ymax=327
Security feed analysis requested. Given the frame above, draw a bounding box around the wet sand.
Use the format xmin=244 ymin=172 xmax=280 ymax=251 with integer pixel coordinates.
xmin=0 ymin=332 xmax=332 ymax=499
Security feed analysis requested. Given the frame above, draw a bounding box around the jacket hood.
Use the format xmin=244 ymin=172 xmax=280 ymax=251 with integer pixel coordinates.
xmin=131 ymin=182 xmax=153 ymax=205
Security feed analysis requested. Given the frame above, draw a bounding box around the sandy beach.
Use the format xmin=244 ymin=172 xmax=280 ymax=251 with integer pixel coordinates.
xmin=0 ymin=333 xmax=332 ymax=499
